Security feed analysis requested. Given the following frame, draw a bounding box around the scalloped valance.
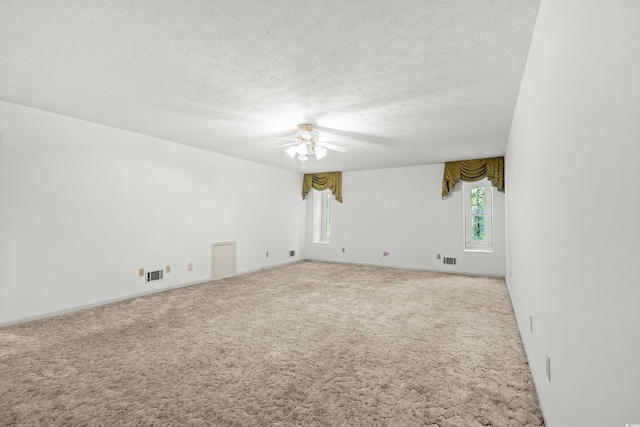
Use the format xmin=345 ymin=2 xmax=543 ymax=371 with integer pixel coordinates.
xmin=442 ymin=157 xmax=505 ymax=198
xmin=302 ymin=172 xmax=343 ymax=203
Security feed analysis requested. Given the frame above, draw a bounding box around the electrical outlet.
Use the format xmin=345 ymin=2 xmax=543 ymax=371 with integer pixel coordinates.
xmin=383 ymin=251 xmax=389 ymax=257
xmin=342 ymin=248 xmax=345 ymax=253
xmin=289 ymin=250 xmax=295 ymax=257
xmin=437 ymin=254 xmax=441 ymax=260
xmin=188 ymin=262 xmax=193 ymax=271
xmin=166 ymin=265 xmax=171 ymax=273
xmin=138 ymin=268 xmax=144 ymax=277
xmin=266 ymin=252 xmax=269 ymax=258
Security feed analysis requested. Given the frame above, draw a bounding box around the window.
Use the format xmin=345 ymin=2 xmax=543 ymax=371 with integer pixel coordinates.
xmin=463 ymin=179 xmax=493 ymax=252
xmin=312 ymin=189 xmax=331 ymax=243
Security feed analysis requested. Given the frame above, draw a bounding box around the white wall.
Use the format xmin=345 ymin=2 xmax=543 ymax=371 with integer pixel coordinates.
xmin=505 ymin=1 xmax=640 ymax=425
xmin=0 ymin=100 xmax=305 ymax=325
xmin=305 ymin=164 xmax=506 ymax=277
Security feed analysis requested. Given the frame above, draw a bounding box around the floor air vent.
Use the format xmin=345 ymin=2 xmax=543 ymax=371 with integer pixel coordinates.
xmin=146 ymin=269 xmax=164 ymax=283
xmin=443 ymin=257 xmax=457 ymax=265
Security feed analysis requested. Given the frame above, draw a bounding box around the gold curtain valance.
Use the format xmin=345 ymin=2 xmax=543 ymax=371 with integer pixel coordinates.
xmin=302 ymin=172 xmax=343 ymax=203
xmin=442 ymin=156 xmax=505 ymax=198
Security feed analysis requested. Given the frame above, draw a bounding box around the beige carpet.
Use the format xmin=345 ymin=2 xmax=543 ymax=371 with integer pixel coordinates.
xmin=0 ymin=261 xmax=543 ymax=426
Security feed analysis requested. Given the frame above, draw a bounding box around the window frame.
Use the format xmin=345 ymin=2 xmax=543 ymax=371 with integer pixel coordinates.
xmin=312 ymin=189 xmax=331 ymax=244
xmin=463 ymin=179 xmax=494 ymax=252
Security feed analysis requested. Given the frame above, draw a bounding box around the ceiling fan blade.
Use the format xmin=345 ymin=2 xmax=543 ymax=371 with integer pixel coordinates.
xmin=321 ymin=142 xmax=348 ymax=153
xmin=262 ymin=129 xmax=299 ymax=139
xmin=315 ymin=126 xmax=393 ymax=145
xmin=268 ymin=142 xmax=298 ymax=149
xmin=260 ymin=136 xmax=297 ymax=141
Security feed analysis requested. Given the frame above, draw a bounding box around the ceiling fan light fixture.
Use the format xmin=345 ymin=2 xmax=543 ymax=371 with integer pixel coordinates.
xmin=283 ymin=123 xmax=346 ymax=167
xmin=315 ymin=145 xmax=327 ymax=159
xmin=285 ymin=146 xmax=298 ymax=158
xmin=296 ymin=124 xmax=319 ymax=142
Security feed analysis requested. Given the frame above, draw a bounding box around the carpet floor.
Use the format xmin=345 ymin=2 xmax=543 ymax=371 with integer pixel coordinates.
xmin=0 ymin=261 xmax=543 ymax=426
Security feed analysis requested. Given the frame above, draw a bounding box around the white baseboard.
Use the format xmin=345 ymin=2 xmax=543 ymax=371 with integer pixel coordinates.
xmin=0 ymin=259 xmax=305 ymax=328
xmin=1 ymin=258 xmax=503 ymax=328
xmin=305 ymin=258 xmax=505 ymax=279
xmin=241 ymin=259 xmax=304 ymax=275
xmin=0 ymin=278 xmax=210 ymax=328
xmin=504 ymin=278 xmax=551 ymax=427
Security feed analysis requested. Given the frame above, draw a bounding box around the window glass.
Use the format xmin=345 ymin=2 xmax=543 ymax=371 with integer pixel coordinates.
xmin=464 ymin=179 xmax=493 ymax=252
xmin=471 ymin=186 xmax=485 ymax=241
xmin=312 ymin=189 xmax=331 ymax=243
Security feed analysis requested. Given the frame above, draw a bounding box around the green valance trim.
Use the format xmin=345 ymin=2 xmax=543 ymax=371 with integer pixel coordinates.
xmin=302 ymin=172 xmax=343 ymax=203
xmin=442 ymin=156 xmax=505 ymax=198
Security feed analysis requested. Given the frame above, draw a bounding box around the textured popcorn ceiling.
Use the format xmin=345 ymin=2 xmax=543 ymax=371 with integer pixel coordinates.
xmin=0 ymin=1 xmax=540 ymax=173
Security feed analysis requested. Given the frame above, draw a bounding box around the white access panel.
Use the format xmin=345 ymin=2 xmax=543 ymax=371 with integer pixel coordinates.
xmin=211 ymin=241 xmax=237 ymax=280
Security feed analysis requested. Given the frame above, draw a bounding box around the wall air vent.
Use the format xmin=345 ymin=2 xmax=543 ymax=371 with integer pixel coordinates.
xmin=443 ymin=257 xmax=457 ymax=265
xmin=146 ymin=269 xmax=164 ymax=283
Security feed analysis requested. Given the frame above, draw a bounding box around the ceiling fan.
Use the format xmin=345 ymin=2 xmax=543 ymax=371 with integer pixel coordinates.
xmin=272 ymin=124 xmax=348 ymax=167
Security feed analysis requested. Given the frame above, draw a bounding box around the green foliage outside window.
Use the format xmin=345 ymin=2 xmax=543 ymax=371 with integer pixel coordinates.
xmin=471 ymin=186 xmax=485 ymax=240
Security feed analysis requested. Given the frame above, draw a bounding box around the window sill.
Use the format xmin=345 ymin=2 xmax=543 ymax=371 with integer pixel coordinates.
xmin=464 ymin=247 xmax=494 ymax=253
xmin=312 ymin=241 xmax=330 ymax=245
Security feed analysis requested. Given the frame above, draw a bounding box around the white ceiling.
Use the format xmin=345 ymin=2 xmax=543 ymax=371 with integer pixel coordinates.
xmin=0 ymin=1 xmax=540 ymax=173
